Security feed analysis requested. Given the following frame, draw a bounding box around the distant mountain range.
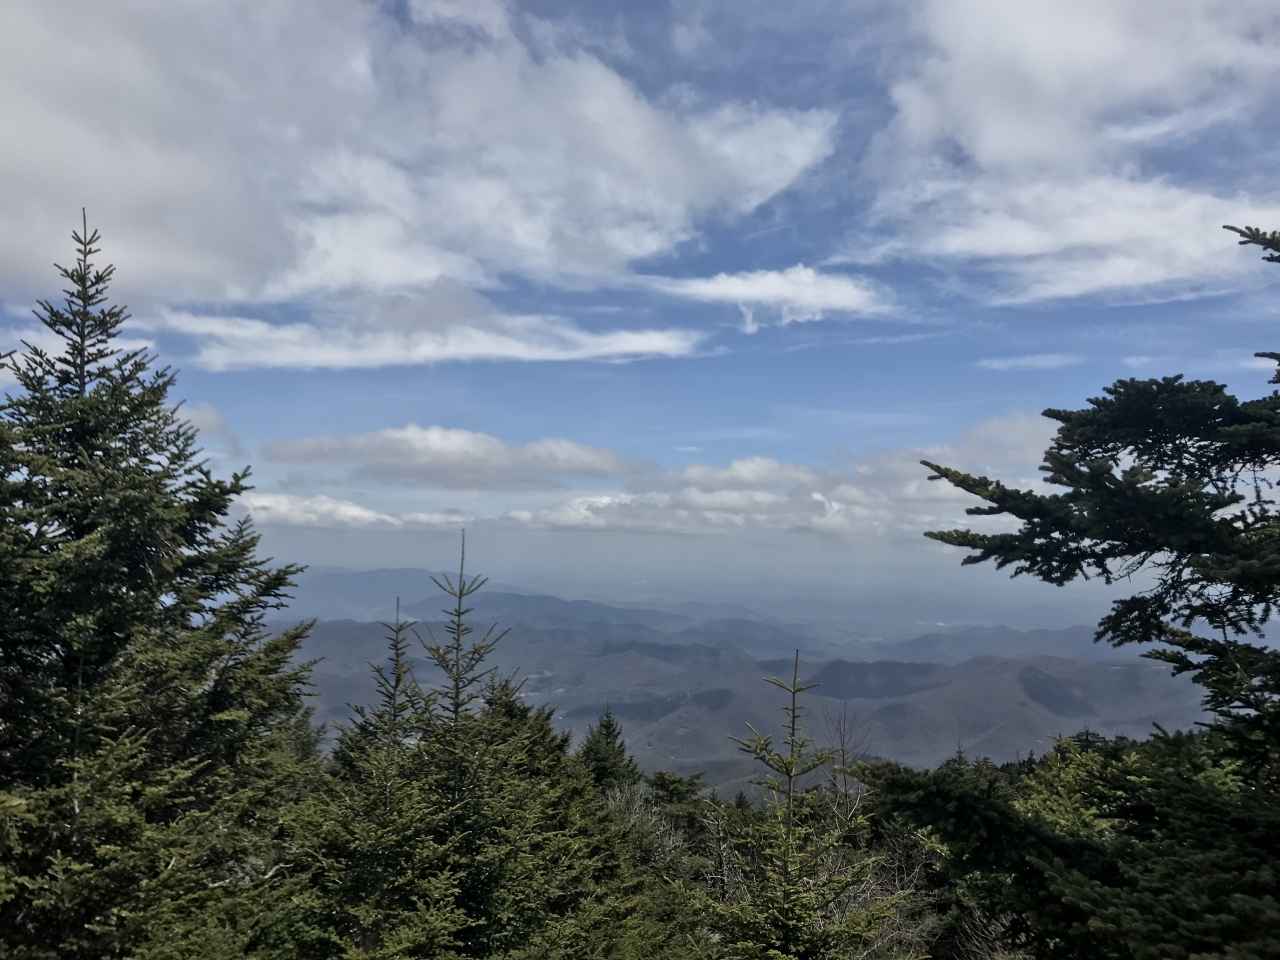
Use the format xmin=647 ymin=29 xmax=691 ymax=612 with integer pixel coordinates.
xmin=281 ymin=569 xmax=1206 ymax=790
xmin=280 ymin=567 xmax=1152 ymax=663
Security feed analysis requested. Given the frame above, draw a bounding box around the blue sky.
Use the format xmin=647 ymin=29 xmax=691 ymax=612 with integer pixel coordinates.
xmin=3 ymin=0 xmax=1279 ymax=618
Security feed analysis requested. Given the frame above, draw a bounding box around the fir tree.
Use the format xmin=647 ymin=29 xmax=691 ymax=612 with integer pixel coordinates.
xmin=882 ymin=223 xmax=1280 ymax=960
xmin=0 ymin=218 xmax=313 ymax=958
xmin=920 ymin=229 xmax=1280 ymax=775
xmin=577 ymin=708 xmax=642 ymax=791
xmin=285 ymin=542 xmax=671 ymax=959
xmin=922 ymin=254 xmax=1280 ymax=710
xmin=693 ymin=653 xmax=901 ymax=960
xmin=281 ymin=604 xmax=466 ymax=958
xmin=416 ymin=542 xmax=605 ymax=955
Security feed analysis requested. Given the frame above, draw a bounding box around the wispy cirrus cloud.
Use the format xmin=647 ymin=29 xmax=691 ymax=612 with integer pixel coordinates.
xmin=975 ymin=353 xmax=1082 ymax=371
xmin=153 ymin=309 xmax=703 ymax=370
xmin=136 ymin=276 xmax=705 ymax=369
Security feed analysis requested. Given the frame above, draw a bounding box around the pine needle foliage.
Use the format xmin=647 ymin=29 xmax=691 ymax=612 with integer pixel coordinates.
xmin=883 ymin=224 xmax=1280 ymax=960
xmin=281 ymin=604 xmax=466 ymax=959
xmin=577 ymin=708 xmax=642 ymax=791
xmin=282 ymin=543 xmax=673 ymax=959
xmin=419 ymin=534 xmax=508 ymax=728
xmin=921 ymin=227 xmax=1280 ymax=775
xmin=694 ymin=653 xmax=905 ymax=960
xmin=0 ymin=218 xmax=314 ymax=958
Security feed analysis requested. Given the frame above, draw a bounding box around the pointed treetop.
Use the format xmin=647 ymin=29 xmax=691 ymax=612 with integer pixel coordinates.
xmin=21 ymin=211 xmax=137 ymax=399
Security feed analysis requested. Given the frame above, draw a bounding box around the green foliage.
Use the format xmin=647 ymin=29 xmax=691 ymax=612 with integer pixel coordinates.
xmin=690 ymin=654 xmax=910 ymax=960
xmin=0 ymin=220 xmax=977 ymax=959
xmin=1224 ymin=222 xmax=1280 ymax=264
xmin=646 ymin=770 xmax=710 ymax=843
xmin=921 ymin=225 xmax=1280 ymax=775
xmin=889 ymin=224 xmax=1280 ymax=960
xmin=280 ymin=552 xmax=686 ymax=959
xmin=578 ymin=708 xmax=642 ymax=791
xmin=0 ymin=218 xmax=313 ymax=958
xmin=280 ymin=607 xmax=466 ymax=958
xmin=865 ymin=731 xmax=1280 ymax=960
xmin=919 ymin=368 xmax=1280 ymax=771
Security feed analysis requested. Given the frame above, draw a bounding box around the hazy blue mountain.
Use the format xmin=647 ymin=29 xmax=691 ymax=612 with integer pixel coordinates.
xmin=281 ymin=567 xmax=538 ymax=621
xmin=295 ymin=615 xmax=1206 ymax=790
xmin=280 ymin=568 xmax=1149 ymax=663
xmin=278 ymin=570 xmax=1205 ymax=790
xmin=405 ymin=591 xmax=696 ymax=632
xmin=604 ymin=598 xmax=768 ymax=620
xmin=880 ymin=624 xmax=1150 ymax=663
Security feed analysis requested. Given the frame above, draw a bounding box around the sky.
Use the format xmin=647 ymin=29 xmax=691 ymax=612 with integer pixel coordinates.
xmin=2 ymin=0 xmax=1279 ymax=622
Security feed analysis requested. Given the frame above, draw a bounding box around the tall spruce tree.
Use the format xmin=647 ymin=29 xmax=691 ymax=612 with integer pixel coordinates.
xmin=577 ymin=708 xmax=642 ymax=791
xmin=875 ymin=223 xmax=1280 ymax=960
xmin=693 ymin=654 xmax=900 ymax=960
xmin=415 ymin=543 xmax=609 ymax=956
xmin=920 ymin=224 xmax=1280 ymax=775
xmin=0 ymin=219 xmax=313 ymax=958
xmin=281 ymin=605 xmax=466 ymax=958
xmin=283 ymin=542 xmax=669 ymax=959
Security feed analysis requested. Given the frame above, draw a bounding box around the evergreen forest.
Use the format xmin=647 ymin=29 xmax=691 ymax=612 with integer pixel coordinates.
xmin=1 ymin=220 xmax=1278 ymax=959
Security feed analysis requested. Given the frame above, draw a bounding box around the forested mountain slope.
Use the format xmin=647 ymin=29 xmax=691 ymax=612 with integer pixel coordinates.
xmin=298 ymin=617 xmax=1204 ymax=782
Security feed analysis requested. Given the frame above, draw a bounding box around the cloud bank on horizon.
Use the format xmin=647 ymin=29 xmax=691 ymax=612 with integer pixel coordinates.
xmin=3 ymin=0 xmax=1279 ymax=596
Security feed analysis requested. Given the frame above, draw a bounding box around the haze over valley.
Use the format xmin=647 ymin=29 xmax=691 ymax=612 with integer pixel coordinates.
xmin=283 ymin=567 xmax=1205 ymax=789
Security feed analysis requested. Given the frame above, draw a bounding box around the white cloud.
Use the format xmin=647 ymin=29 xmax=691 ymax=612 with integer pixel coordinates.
xmin=242 ymin=491 xmax=478 ymax=529
xmin=887 ymin=1 xmax=1279 ymax=171
xmin=648 ymin=265 xmax=887 ymax=328
xmin=247 ymin=415 xmax=1056 ymax=539
xmin=638 ymin=456 xmax=818 ymax=492
xmin=274 ymin=51 xmax=836 ymax=294
xmin=152 ymin=309 xmax=703 ymax=370
xmin=408 ymin=0 xmax=513 ymax=38
xmin=264 ymin=424 xmax=645 ymax=490
xmin=859 ymin=0 xmax=1280 ymax=302
xmin=508 ymin=416 xmax=1051 ymax=537
xmin=869 ymin=176 xmax=1280 ymax=303
xmin=182 ymin=401 xmax=246 ymax=457
xmin=0 ymin=0 xmax=836 ymax=363
xmin=975 ymin=353 xmax=1082 ymax=371
xmin=242 ymin=493 xmax=406 ymax=529
xmin=140 ymin=278 xmax=703 ymax=368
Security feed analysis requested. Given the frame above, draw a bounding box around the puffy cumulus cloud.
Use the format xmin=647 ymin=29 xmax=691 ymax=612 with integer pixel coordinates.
xmin=244 ymin=415 xmax=1057 ymax=539
xmin=889 ymin=1 xmax=1279 ymax=171
xmin=241 ymin=492 xmax=475 ymax=529
xmin=858 ymin=0 xmax=1280 ymax=302
xmin=241 ymin=493 xmax=405 ymax=529
xmin=276 ymin=57 xmax=836 ymax=295
xmin=646 ymin=266 xmax=888 ymax=330
xmin=637 ymin=456 xmax=818 ymax=492
xmin=514 ymin=417 xmax=1053 ymax=537
xmin=264 ymin=424 xmax=646 ymax=490
xmin=0 ymin=1 xmax=835 ymax=308
xmin=0 ymin=1 xmax=352 ymax=303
